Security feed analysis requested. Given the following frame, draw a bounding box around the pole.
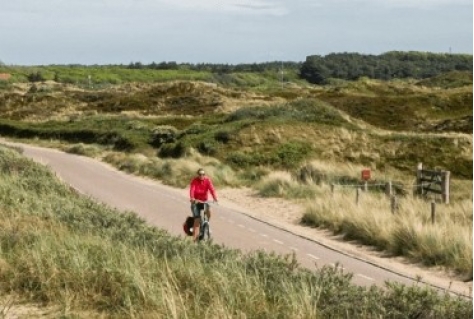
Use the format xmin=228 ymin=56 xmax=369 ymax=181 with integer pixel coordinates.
xmin=390 ymin=196 xmax=397 ymax=214
xmin=441 ymin=171 xmax=450 ymax=204
xmin=431 ymin=201 xmax=436 ymax=224
xmin=385 ymin=181 xmax=392 ymax=197
xmin=416 ymin=163 xmax=423 ymax=196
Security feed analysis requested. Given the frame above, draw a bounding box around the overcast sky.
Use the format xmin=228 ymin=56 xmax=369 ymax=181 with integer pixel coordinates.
xmin=1 ymin=0 xmax=472 ymax=65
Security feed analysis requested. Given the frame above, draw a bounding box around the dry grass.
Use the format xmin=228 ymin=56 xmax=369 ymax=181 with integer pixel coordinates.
xmin=0 ymin=138 xmax=472 ymax=318
xmin=102 ymin=148 xmax=240 ymax=188
xmin=0 ymin=74 xmax=471 ymax=307
xmin=302 ymin=188 xmax=473 ymax=276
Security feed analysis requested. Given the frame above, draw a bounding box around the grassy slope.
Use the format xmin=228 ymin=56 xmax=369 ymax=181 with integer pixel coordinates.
xmin=0 ymin=145 xmax=471 ymax=318
xmin=0 ymin=73 xmax=471 ymax=179
xmin=0 ymin=70 xmax=472 ymax=278
xmin=0 ymin=73 xmax=471 ymax=243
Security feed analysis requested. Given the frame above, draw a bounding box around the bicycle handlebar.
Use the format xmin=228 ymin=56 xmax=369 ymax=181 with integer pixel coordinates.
xmin=191 ymin=199 xmax=218 ymax=205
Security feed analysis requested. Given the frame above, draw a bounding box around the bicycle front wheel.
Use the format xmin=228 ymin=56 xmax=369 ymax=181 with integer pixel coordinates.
xmin=199 ymin=222 xmax=211 ymax=241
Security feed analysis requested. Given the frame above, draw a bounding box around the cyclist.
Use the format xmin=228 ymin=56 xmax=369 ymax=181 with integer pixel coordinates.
xmin=189 ymin=168 xmax=218 ymax=242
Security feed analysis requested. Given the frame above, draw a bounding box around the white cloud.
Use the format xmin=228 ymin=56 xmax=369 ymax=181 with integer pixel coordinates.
xmin=0 ymin=0 xmax=290 ymax=19
xmin=157 ymin=0 xmax=289 ymax=16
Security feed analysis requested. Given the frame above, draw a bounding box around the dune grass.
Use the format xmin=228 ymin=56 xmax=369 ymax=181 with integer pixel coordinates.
xmin=301 ymin=188 xmax=472 ymax=276
xmin=6 ymin=133 xmax=472 ymax=278
xmin=0 ymin=144 xmax=471 ymax=318
xmin=250 ymin=160 xmax=473 ymax=277
xmin=0 ymin=72 xmax=472 ymax=316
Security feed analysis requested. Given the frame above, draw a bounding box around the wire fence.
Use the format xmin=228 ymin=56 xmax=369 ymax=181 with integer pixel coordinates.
xmin=327 ymin=180 xmax=445 ymax=222
xmin=329 ymin=182 xmax=431 ymax=188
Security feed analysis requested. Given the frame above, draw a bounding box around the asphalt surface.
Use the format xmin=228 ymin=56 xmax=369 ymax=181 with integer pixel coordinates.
xmin=4 ymin=141 xmax=471 ymax=298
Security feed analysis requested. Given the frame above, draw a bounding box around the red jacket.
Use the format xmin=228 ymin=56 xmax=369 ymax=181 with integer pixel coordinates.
xmin=190 ymin=177 xmax=217 ymax=202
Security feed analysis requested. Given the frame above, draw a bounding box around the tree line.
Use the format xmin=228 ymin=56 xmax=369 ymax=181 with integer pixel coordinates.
xmin=299 ymin=51 xmax=472 ymax=84
xmin=127 ymin=61 xmax=302 ymax=74
xmin=127 ymin=51 xmax=472 ymax=83
xmin=14 ymin=51 xmax=473 ymax=84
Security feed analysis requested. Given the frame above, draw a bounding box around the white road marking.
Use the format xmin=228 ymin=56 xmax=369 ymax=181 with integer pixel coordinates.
xmin=238 ymin=224 xmax=245 ymax=228
xmin=357 ymin=274 xmax=375 ymax=281
xmin=260 ymin=234 xmax=268 ymax=237
xmin=273 ymin=239 xmax=284 ymax=245
xmin=306 ymin=254 xmax=320 ymax=260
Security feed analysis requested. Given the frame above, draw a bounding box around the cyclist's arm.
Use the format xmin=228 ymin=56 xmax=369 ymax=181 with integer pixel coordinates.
xmin=208 ymin=179 xmax=217 ymax=201
xmin=189 ymin=179 xmax=196 ymax=202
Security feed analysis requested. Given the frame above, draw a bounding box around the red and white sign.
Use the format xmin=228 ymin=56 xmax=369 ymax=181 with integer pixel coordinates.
xmin=361 ymin=169 xmax=371 ymax=181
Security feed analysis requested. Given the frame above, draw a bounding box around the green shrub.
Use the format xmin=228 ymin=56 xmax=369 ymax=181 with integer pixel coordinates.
xmin=269 ymin=142 xmax=312 ymax=169
xmin=197 ymin=141 xmax=218 ymax=156
xmin=158 ymin=142 xmax=187 ymax=158
xmin=225 ymin=99 xmax=349 ymax=127
xmin=150 ymin=126 xmax=178 ymax=148
xmin=226 ymin=151 xmax=263 ymax=168
xmin=214 ymin=130 xmax=232 ymax=144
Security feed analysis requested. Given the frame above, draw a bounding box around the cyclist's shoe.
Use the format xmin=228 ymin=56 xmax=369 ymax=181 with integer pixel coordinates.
xmin=198 ymin=228 xmax=205 ymax=241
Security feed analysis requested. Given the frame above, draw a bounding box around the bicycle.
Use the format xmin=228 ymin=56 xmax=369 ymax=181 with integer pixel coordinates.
xmin=198 ymin=208 xmax=211 ymax=241
xmin=183 ymin=200 xmax=215 ymax=242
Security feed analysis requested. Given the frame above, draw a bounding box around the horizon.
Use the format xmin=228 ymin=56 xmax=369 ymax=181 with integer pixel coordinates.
xmin=1 ymin=50 xmax=472 ymax=67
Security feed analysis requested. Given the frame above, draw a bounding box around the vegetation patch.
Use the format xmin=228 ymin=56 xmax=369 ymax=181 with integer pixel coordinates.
xmin=0 ymin=145 xmax=471 ymax=318
xmin=0 ymin=63 xmax=472 ymax=298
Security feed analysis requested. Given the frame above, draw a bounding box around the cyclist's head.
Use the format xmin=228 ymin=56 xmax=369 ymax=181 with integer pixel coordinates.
xmin=197 ymin=168 xmax=205 ymax=179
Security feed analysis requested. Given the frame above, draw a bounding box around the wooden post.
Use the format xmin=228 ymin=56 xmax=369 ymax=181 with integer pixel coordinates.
xmin=390 ymin=195 xmax=397 ymax=214
xmin=363 ymin=181 xmax=368 ymax=192
xmin=416 ymin=163 xmax=423 ymax=196
xmin=356 ymin=188 xmax=360 ymax=205
xmin=441 ymin=171 xmax=450 ymax=204
xmin=330 ymin=183 xmax=334 ymax=196
xmin=431 ymin=201 xmax=436 ymax=224
xmin=385 ymin=181 xmax=392 ymax=197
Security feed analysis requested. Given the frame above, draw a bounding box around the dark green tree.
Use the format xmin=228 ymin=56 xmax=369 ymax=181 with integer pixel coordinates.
xmin=27 ymin=71 xmax=45 ymax=83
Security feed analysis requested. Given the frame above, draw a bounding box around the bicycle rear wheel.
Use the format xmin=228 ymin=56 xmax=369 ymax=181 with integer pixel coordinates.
xmin=199 ymin=221 xmax=211 ymax=241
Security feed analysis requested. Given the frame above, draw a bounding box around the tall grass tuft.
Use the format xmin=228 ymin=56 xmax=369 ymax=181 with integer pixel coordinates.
xmin=302 ymin=188 xmax=473 ymax=276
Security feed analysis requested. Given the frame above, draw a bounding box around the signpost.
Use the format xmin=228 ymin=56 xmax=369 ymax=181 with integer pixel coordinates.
xmin=361 ymin=169 xmax=371 ymax=191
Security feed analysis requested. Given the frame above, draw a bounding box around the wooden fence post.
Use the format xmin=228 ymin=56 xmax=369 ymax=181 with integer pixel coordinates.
xmin=356 ymin=188 xmax=360 ymax=205
xmin=390 ymin=195 xmax=397 ymax=214
xmin=363 ymin=181 xmax=368 ymax=192
xmin=330 ymin=183 xmax=334 ymax=197
xmin=416 ymin=162 xmax=423 ymax=195
xmin=385 ymin=181 xmax=392 ymax=197
xmin=431 ymin=201 xmax=436 ymax=224
xmin=441 ymin=171 xmax=450 ymax=204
